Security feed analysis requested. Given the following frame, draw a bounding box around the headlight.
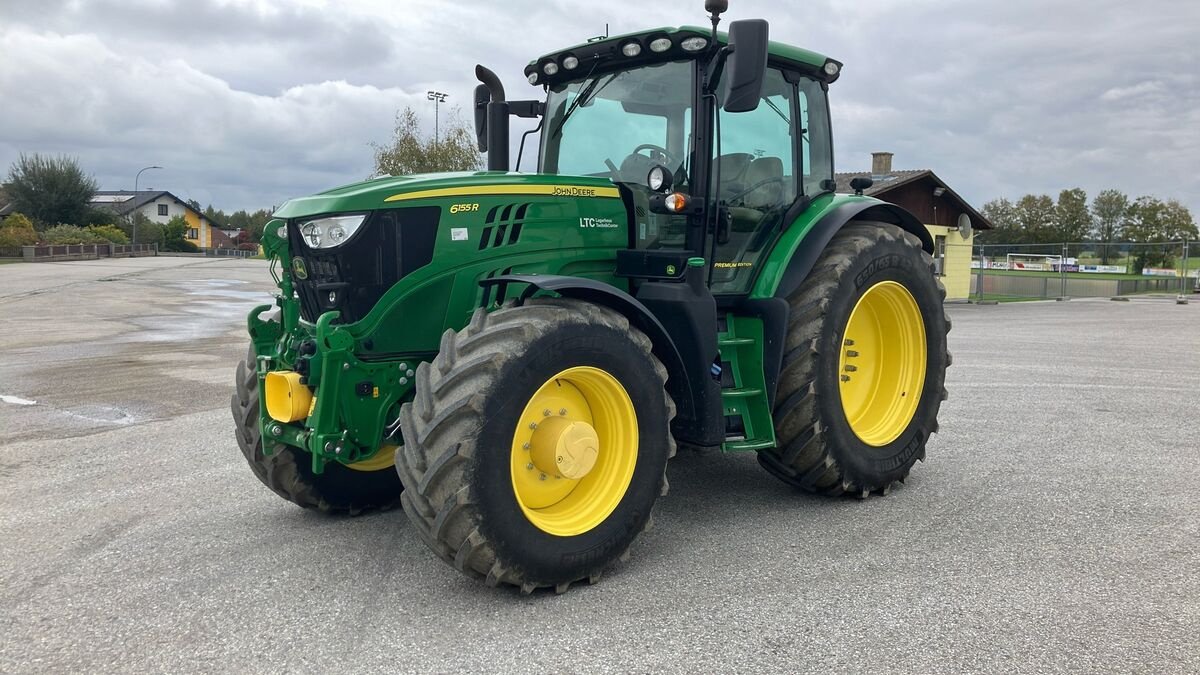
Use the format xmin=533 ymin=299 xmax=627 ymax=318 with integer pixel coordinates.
xmin=299 ymin=214 xmax=367 ymax=249
xmin=681 ymin=37 xmax=708 ymax=52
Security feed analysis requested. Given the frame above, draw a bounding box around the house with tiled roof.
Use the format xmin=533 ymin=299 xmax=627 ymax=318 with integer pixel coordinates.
xmin=90 ymin=191 xmax=232 ymax=249
xmin=835 ymin=153 xmax=992 ymax=301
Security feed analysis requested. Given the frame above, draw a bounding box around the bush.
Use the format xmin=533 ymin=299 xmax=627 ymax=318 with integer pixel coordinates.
xmin=0 ymin=212 xmax=39 ymax=247
xmin=87 ymin=224 xmax=129 ymax=245
xmin=40 ymin=224 xmax=107 ymax=245
xmin=162 ymin=238 xmax=200 ymax=253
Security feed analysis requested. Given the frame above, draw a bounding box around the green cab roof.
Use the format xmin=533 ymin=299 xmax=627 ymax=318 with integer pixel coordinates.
xmin=529 ymin=24 xmax=833 ymax=78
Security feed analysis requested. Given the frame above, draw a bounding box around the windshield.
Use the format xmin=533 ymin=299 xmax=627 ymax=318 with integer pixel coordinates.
xmin=539 ymin=60 xmax=695 ymax=184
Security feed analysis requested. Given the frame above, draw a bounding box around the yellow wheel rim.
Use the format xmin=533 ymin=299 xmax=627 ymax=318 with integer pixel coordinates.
xmin=345 ymin=445 xmax=397 ymax=472
xmin=838 ymin=281 xmax=927 ymax=447
xmin=510 ymin=367 xmax=638 ymax=537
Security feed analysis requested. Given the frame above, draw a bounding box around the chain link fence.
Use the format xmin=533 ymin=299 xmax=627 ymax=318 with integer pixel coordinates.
xmin=971 ymin=241 xmax=1195 ymax=302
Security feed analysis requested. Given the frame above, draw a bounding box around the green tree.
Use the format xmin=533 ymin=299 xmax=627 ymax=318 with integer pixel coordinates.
xmin=161 ymin=215 xmax=199 ymax=252
xmin=1053 ymin=188 xmax=1090 ymax=243
xmin=1126 ymin=196 xmax=1175 ymax=270
xmin=372 ymin=106 xmax=482 ymax=176
xmin=979 ymin=198 xmax=1019 ymax=243
xmin=0 ymin=212 xmax=38 ymax=248
xmin=1159 ymin=199 xmax=1197 ymax=241
xmin=1090 ymin=189 xmax=1129 ymax=263
xmin=1014 ymin=194 xmax=1057 ymax=244
xmin=119 ymin=212 xmax=164 ymax=248
xmin=5 ymin=154 xmax=98 ymax=229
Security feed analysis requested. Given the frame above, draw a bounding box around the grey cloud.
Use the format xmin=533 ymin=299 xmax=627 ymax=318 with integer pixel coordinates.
xmin=0 ymin=0 xmax=1198 ymax=216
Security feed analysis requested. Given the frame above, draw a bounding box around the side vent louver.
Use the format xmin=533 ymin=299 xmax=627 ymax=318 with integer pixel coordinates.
xmin=478 ymin=203 xmax=531 ymax=250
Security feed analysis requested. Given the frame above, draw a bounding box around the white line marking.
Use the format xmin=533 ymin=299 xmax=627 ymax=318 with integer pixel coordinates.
xmin=0 ymin=394 xmax=37 ymax=406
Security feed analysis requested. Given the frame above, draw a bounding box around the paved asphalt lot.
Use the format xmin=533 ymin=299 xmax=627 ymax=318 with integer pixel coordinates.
xmin=1 ymin=257 xmax=1198 ymax=673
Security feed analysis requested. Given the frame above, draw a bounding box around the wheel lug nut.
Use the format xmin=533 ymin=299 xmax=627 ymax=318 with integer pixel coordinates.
xmin=543 ymin=409 xmax=551 ymax=417
xmin=539 ymin=473 xmax=547 ymax=481
xmin=522 ymin=443 xmax=530 ymax=450
xmin=846 ymin=350 xmax=859 ymax=358
xmin=841 ymin=375 xmax=851 ymax=382
xmin=526 ymin=463 xmax=534 ymax=470
xmin=844 ymin=339 xmax=855 ymax=346
xmin=844 ymin=365 xmax=858 ymax=372
xmin=559 ymin=408 xmax=567 ymax=416
xmin=529 ymin=422 xmax=538 ymax=430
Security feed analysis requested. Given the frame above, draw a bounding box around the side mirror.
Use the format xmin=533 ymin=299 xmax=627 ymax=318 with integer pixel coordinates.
xmin=723 ymin=19 xmax=769 ymax=113
xmin=473 ymin=84 xmax=490 ymax=153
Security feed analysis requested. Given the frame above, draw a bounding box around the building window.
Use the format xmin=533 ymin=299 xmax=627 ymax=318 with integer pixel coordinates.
xmin=187 ymin=228 xmax=199 ymax=240
xmin=934 ymin=235 xmax=947 ymax=276
xmin=158 ymin=204 xmax=169 ymax=216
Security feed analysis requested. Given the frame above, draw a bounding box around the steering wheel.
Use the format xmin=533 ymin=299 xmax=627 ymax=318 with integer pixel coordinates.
xmin=629 ymin=143 xmax=681 ymax=169
xmin=606 ymin=144 xmax=682 ymax=184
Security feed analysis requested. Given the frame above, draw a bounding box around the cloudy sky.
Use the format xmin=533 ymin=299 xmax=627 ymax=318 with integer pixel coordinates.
xmin=1 ymin=0 xmax=1197 ymax=215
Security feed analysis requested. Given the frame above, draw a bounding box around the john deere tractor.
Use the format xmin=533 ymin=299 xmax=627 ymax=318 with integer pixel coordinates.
xmin=232 ymin=1 xmax=949 ymax=592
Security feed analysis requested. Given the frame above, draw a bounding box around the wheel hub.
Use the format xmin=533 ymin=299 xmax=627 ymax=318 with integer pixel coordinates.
xmin=530 ymin=417 xmax=600 ymax=480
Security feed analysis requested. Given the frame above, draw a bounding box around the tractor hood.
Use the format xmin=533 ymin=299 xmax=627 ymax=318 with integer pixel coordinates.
xmin=274 ymin=172 xmax=621 ymax=220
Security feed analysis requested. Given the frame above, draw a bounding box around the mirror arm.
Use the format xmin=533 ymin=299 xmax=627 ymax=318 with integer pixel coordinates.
xmin=704 ymin=45 xmax=736 ymax=95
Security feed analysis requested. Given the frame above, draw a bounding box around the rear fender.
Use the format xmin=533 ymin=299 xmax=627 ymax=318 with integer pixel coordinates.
xmin=769 ymin=198 xmax=932 ymax=301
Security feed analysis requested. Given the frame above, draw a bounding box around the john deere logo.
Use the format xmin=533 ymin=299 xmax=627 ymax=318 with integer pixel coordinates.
xmin=292 ymin=257 xmax=308 ymax=279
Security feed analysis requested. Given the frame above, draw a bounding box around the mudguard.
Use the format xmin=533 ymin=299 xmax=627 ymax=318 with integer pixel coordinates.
xmin=479 ymin=274 xmax=710 ymax=444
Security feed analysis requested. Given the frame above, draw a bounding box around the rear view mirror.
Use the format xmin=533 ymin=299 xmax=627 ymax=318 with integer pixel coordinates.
xmin=723 ymin=20 xmax=769 ymax=113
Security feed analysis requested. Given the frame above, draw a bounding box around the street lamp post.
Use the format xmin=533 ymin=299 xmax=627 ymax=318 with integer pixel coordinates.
xmin=133 ymin=165 xmax=163 ymax=246
xmin=427 ymin=91 xmax=448 ymax=147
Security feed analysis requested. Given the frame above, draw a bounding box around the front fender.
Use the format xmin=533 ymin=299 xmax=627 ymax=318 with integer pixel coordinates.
xmin=479 ymin=274 xmax=702 ymax=436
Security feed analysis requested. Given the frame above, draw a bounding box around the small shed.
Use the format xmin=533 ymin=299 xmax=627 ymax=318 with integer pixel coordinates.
xmin=836 ymin=153 xmax=992 ymax=301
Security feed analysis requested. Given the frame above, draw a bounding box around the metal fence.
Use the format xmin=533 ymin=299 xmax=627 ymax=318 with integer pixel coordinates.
xmin=971 ymin=240 xmax=1195 ymax=301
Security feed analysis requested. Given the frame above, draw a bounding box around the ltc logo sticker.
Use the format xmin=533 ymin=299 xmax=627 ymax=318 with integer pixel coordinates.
xmin=579 ymin=217 xmax=618 ymax=229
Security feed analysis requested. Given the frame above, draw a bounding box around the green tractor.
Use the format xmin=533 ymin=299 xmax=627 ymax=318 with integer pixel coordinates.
xmin=232 ymin=1 xmax=949 ymax=592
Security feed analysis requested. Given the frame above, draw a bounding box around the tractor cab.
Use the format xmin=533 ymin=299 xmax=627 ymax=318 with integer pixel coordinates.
xmin=478 ymin=14 xmax=841 ymax=296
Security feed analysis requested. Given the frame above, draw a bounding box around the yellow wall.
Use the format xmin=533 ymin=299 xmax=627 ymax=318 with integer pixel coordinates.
xmin=925 ymin=224 xmax=974 ymax=301
xmin=183 ymin=211 xmax=207 ymax=248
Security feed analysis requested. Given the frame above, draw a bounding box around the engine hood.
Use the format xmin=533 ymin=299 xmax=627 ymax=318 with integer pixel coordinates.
xmin=274 ymin=172 xmax=621 ymax=220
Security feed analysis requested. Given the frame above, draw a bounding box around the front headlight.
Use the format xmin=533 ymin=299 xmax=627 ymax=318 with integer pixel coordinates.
xmin=299 ymin=214 xmax=367 ymax=249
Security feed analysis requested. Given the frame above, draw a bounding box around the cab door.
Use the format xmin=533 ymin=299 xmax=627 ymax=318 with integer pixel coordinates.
xmin=708 ymin=66 xmax=799 ymax=295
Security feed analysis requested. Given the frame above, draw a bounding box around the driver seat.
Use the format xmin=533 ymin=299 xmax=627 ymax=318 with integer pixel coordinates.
xmin=728 ymin=156 xmax=784 ymax=232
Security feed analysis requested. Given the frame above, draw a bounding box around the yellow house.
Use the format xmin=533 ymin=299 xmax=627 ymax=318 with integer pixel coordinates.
xmin=836 ymin=153 xmax=993 ymax=301
xmin=91 ymin=190 xmax=232 ymax=249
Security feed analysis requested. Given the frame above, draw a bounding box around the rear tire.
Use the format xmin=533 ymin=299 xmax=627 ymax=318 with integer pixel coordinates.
xmin=758 ymin=222 xmax=950 ymax=496
xmin=231 ymin=344 xmax=402 ymax=515
xmin=396 ymin=299 xmax=675 ymax=593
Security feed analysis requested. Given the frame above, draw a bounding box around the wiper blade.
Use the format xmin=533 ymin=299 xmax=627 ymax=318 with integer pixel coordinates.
xmin=550 ymin=72 xmax=617 ymax=139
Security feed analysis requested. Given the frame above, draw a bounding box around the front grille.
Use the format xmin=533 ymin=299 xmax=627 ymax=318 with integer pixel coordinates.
xmin=292 ymin=207 xmax=440 ymax=323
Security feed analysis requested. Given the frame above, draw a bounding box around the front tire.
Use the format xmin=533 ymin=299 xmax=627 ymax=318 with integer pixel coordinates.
xmin=231 ymin=344 xmax=403 ymax=515
xmin=396 ymin=299 xmax=675 ymax=593
xmin=758 ymin=222 xmax=950 ymax=496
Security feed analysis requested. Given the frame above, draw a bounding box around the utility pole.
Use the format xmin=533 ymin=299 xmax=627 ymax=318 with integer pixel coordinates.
xmin=133 ymin=165 xmax=163 ymax=246
xmin=427 ymin=91 xmax=448 ymax=147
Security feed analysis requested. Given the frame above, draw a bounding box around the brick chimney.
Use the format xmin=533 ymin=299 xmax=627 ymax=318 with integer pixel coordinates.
xmin=871 ymin=152 xmax=894 ymax=178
